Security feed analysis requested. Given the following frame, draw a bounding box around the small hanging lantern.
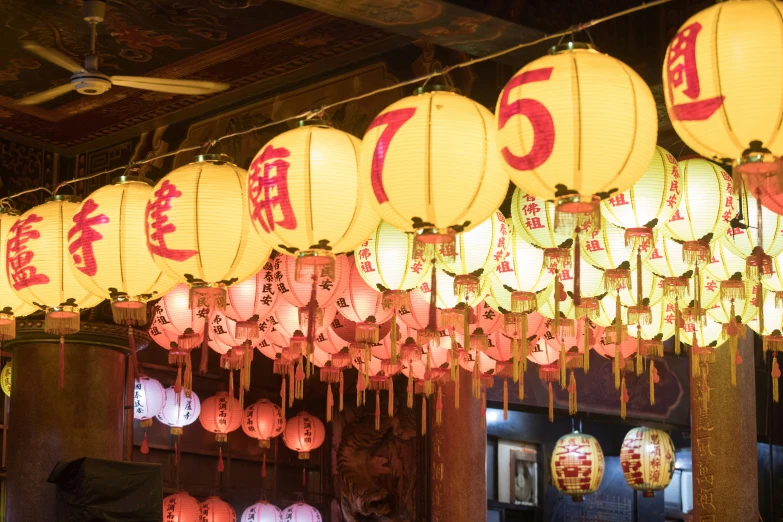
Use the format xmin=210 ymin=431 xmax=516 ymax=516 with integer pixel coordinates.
xmin=281 ymin=502 xmax=322 ymax=522
xmin=199 ymin=496 xmax=236 ymax=522
xmin=199 ymin=392 xmax=242 ymax=442
xmin=156 ymin=387 xmax=201 ymax=435
xmin=0 ymin=208 xmax=38 ymax=340
xmin=162 ymin=492 xmax=200 ymax=522
xmin=133 ymin=376 xmax=166 ymax=428
xmin=242 ymin=399 xmax=285 ymax=449
xmin=225 ymin=257 xmax=280 ymax=340
xmin=242 ymin=500 xmax=281 ymax=522
xmin=551 ymin=431 xmax=605 ymax=502
xmin=620 ymin=427 xmax=676 ymax=497
xmin=283 ymin=411 xmax=325 ymax=460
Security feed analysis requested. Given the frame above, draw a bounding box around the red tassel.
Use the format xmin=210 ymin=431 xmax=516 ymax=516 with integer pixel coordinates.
xmin=174 ymin=441 xmax=180 ymax=465
xmin=217 ymin=446 xmax=224 ymax=473
xmin=262 ymin=453 xmax=267 ymax=478
xmin=141 ymin=432 xmax=149 ymax=455
xmin=58 ymin=335 xmax=65 ymax=389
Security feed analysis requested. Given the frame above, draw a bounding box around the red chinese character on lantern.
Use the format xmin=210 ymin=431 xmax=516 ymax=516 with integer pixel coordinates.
xmin=526 ymin=217 xmax=544 ymax=229
xmin=705 ymin=279 xmax=717 ymax=292
xmin=669 ymin=210 xmax=685 ymax=222
xmin=360 ymin=261 xmax=375 ymax=273
xmin=584 ymin=240 xmax=604 ymax=253
xmin=608 ymin=194 xmax=629 ymax=207
xmin=67 ymin=199 xmax=109 ymax=277
xmin=669 ymin=180 xmax=680 ymax=195
xmin=247 ymin=144 xmax=298 ymax=233
xmin=650 ymin=248 xmax=663 ymax=260
xmin=668 ymin=155 xmax=681 ymax=178
xmin=666 ymin=22 xmax=725 ymax=121
xmin=410 ymin=262 xmax=423 ymax=274
xmin=6 ymin=213 xmax=50 ymax=291
xmin=145 ymin=180 xmax=198 ymax=262
xmin=496 ymin=260 xmax=513 ymax=273
xmin=523 ymin=202 xmax=541 ymax=216
xmin=666 ymin=194 xmax=678 ymax=208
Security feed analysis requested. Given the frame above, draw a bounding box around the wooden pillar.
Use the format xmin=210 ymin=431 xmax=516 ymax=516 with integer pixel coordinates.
xmin=430 ymin=368 xmax=486 ymax=522
xmin=690 ymin=334 xmax=758 ymax=521
xmin=4 ymin=321 xmax=144 ymax=521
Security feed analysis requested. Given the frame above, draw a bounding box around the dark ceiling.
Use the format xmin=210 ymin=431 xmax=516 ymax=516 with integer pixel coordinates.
xmin=0 ymin=0 xmax=702 ymax=153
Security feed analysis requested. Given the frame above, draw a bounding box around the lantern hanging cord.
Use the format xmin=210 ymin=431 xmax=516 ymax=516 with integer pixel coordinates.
xmin=0 ymin=0 xmax=675 ymax=204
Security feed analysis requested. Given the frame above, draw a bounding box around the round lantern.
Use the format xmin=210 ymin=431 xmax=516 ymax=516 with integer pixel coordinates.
xmin=224 ymin=257 xmax=279 ymax=340
xmin=497 ymin=43 xmax=657 ymax=228
xmin=662 ymin=0 xmax=783 ymax=183
xmin=133 ymin=376 xmax=166 ymax=427
xmin=551 ymin=431 xmax=605 ymax=501
xmin=67 ymin=176 xmax=178 ymax=324
xmin=157 ymin=387 xmax=201 ymax=435
xmin=724 ymin=187 xmax=783 ymax=260
xmin=247 ymin=122 xmax=379 ymax=282
xmin=620 ymin=427 xmax=676 ymax=496
xmin=663 ymin=159 xmax=736 ymax=264
xmin=333 ymin=256 xmax=392 ymax=344
xmin=242 ymin=399 xmax=285 ymax=448
xmin=492 ymin=225 xmax=555 ymax=312
xmin=145 ymin=154 xmax=271 ymax=310
xmin=200 ymin=496 xmax=236 ymax=522
xmin=359 ymin=87 xmax=508 ymax=248
xmin=283 ymin=411 xmax=325 ymax=459
xmin=199 ymin=392 xmax=242 ymax=442
xmin=281 ymin=502 xmax=322 ymax=522
xmin=7 ymin=196 xmax=103 ymax=334
xmin=273 ymin=253 xmax=348 ymax=310
xmin=163 ymin=492 xmax=200 ymax=522
xmin=418 ymin=268 xmax=487 ymax=310
xmin=511 ymin=189 xmax=572 ymax=251
xmin=1 ymin=361 xmax=11 ymax=397
xmin=242 ymin=500 xmax=281 ymax=522
xmin=0 ymin=208 xmax=37 ymax=339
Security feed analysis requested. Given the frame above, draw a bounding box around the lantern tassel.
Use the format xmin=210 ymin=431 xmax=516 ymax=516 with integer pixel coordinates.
xmin=554 ymin=271 xmax=561 ymax=339
xmin=217 ymin=446 xmax=224 ymax=473
xmin=518 ymin=369 xmax=525 ymax=401
xmin=512 ymin=337 xmax=519 ymax=383
xmin=244 ymin=347 xmax=251 ymax=391
xmin=503 ymin=379 xmax=509 ymax=420
xmin=229 ymin=369 xmax=234 ymax=402
xmin=388 ymin=377 xmax=394 ymax=418
xmin=620 ymin=376 xmax=628 ymax=420
xmin=339 ymin=370 xmax=344 ymax=412
xmin=421 ymin=396 xmax=427 ymax=436
xmin=548 ymin=381 xmax=554 ymax=423
xmin=568 ymin=370 xmax=577 ymax=416
xmin=691 ymin=333 xmax=699 ymax=378
xmin=199 ymin=319 xmax=209 ymax=375
xmin=613 ymin=350 xmax=620 ymax=390
xmin=773 ymin=355 xmax=781 ymax=403
xmin=649 ymin=360 xmax=656 ymax=406
xmin=375 ymin=390 xmax=381 ymax=431
xmin=184 ymin=355 xmax=193 ymax=397
xmin=435 ymin=386 xmax=443 ymax=426
xmin=559 ymin=343 xmax=566 ymax=389
xmin=141 ymin=432 xmax=149 ymax=455
xmin=674 ymin=302 xmax=681 ymax=355
xmin=390 ymin=313 xmax=398 ymax=363
xmin=262 ymin=453 xmax=267 ymax=479
xmin=280 ymin=375 xmax=286 ymax=420
xmin=583 ymin=320 xmax=590 ymax=373
xmin=473 ymin=358 xmax=481 ymax=400
xmin=58 ymin=335 xmax=65 ymax=389
xmin=636 ymin=336 xmax=643 ymax=376
xmin=175 ymin=365 xmax=183 ymax=396
xmin=239 ymin=373 xmax=244 ymax=411
xmin=326 ymin=383 xmax=334 ymax=423
xmin=407 ymin=368 xmax=414 ymax=408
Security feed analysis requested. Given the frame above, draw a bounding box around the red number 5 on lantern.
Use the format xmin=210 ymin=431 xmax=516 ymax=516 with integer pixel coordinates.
xmin=366 ymin=107 xmax=417 ymax=204
xmin=497 ymin=67 xmax=555 ymax=171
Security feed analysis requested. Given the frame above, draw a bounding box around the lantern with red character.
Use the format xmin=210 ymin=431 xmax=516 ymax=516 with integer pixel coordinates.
xmin=551 ymin=431 xmax=605 ymax=502
xmin=620 ymin=427 xmax=676 ymax=497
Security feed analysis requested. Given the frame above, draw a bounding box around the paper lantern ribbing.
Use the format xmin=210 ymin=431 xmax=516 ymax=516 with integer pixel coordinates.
xmin=242 ymin=399 xmax=285 ymax=448
xmin=7 ymin=196 xmax=103 ymax=334
xmin=224 ymin=258 xmax=279 ymax=340
xmin=200 ymin=496 xmax=236 ymax=522
xmin=248 ymin=122 xmax=379 ymax=281
xmin=274 ymin=253 xmax=348 ymax=309
xmin=242 ymin=501 xmax=281 ymax=522
xmin=67 ymin=177 xmax=178 ymax=324
xmin=199 ymin=392 xmax=242 ymax=442
xmin=620 ymin=427 xmax=676 ymax=496
xmin=497 ymin=44 xmax=657 ymax=228
xmin=145 ymin=154 xmax=271 ymax=310
xmin=333 ymin=257 xmax=392 ymax=341
xmin=283 ymin=411 xmax=325 ymax=459
xmin=492 ymin=226 xmax=555 ymax=311
xmin=418 ymin=269 xmax=487 ymax=310
xmin=133 ymin=376 xmax=166 ymax=427
xmin=0 ymin=209 xmax=37 ymax=339
xmin=163 ymin=492 xmax=200 ymax=522
xmin=157 ymin=387 xmax=201 ymax=435
xmin=662 ymin=0 xmax=783 ymax=182
xmin=281 ymin=503 xmax=322 ymax=522
xmin=510 ymin=189 xmax=572 ymax=256
xmin=1 ymin=361 xmax=11 ymax=397
xmin=359 ymin=88 xmax=508 ymax=248
xmin=551 ymin=431 xmax=605 ymax=501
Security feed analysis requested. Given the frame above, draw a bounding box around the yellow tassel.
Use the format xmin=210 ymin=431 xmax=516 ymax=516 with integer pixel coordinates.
xmin=365 ymin=346 xmax=371 ymax=387
xmin=450 ymin=330 xmax=457 ymax=381
xmin=568 ymin=371 xmax=577 ymax=415
xmin=503 ymin=379 xmax=509 ymax=420
xmin=620 ymin=377 xmax=627 ymax=420
xmin=649 ymin=360 xmax=655 ymax=406
xmin=730 ymin=336 xmax=738 ymax=387
xmin=390 ymin=313 xmax=398 ymax=363
xmin=280 ymin=375 xmax=286 ymax=421
xmin=375 ymin=390 xmax=380 ymax=431
xmin=326 ymin=384 xmax=333 ymax=423
xmin=473 ymin=359 xmax=481 ymax=400
xmin=548 ymin=381 xmax=554 ymax=422
xmin=518 ymin=370 xmax=525 ymax=401
xmin=175 ymin=365 xmax=182 ymax=396
xmin=554 ymin=271 xmax=561 ymax=337
xmin=184 ymin=356 xmax=193 ymax=397
xmin=463 ymin=305 xmax=471 ymax=365
xmin=520 ymin=338 xmax=528 ymax=372
xmin=613 ymin=351 xmax=620 ymax=390
xmin=636 ymin=336 xmax=642 ymax=376
xmin=691 ymin=333 xmax=699 ymax=378
xmin=559 ymin=346 xmax=566 ymax=389
xmin=244 ymin=347 xmax=251 ymax=391
xmin=615 ymin=294 xmax=622 ymax=354
xmin=455 ymin=366 xmax=460 ymax=409
xmin=674 ymin=303 xmax=681 ymax=355
xmin=758 ymin=282 xmax=765 ymax=336
xmin=388 ymin=377 xmax=394 ymax=418
xmin=407 ymin=369 xmax=414 ymax=408
xmin=422 ymin=396 xmax=427 ymax=436
xmin=339 ymin=370 xmax=344 ymax=412
xmin=288 ymin=366 xmax=295 ymax=408
xmin=512 ymin=337 xmax=519 ymax=383
xmin=773 ymin=355 xmax=780 ymax=403
xmin=583 ymin=320 xmax=590 ymax=373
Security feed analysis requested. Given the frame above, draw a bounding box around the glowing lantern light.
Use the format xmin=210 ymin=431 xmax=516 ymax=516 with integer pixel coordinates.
xmin=199 ymin=392 xmax=242 ymax=442
xmin=157 ymin=387 xmax=201 ymax=435
xmin=163 ymin=492 xmax=200 ymax=522
xmin=242 ymin=399 xmax=285 ymax=448
xmin=551 ymin=431 xmax=605 ymax=501
xmin=283 ymin=411 xmax=325 ymax=460
xmin=627 ymin=302 xmax=675 ymax=343
xmin=145 ymin=154 xmax=271 ymax=310
xmin=538 ymin=255 xmax=604 ymax=321
xmin=418 ymin=269 xmax=487 ymax=310
xmin=511 ymin=189 xmax=571 ymax=251
xmin=248 ymin=121 xmax=379 ymax=282
xmin=267 ymin=300 xmax=336 ymax=358
xmin=274 ymin=253 xmax=348 ymax=309
xmin=724 ymin=188 xmax=783 ymax=260
xmin=620 ymin=427 xmax=676 ymax=497
xmin=133 ymin=376 xmax=166 ymax=427
xmin=242 ymin=500 xmax=281 ymax=522
xmin=225 ymin=258 xmax=279 ymax=340
xmin=497 ymin=43 xmax=657 ymax=229
xmin=281 ymin=503 xmax=322 ymax=522
xmin=492 ymin=225 xmax=555 ymax=313
xmin=359 ymin=87 xmax=508 ymax=251
xmin=0 ymin=209 xmax=38 ymax=339
xmin=1 ymin=361 xmax=11 ymax=397
xmin=200 ymin=496 xmax=236 ymax=522
xmin=662 ymin=0 xmax=783 ymax=186
xmin=67 ymin=176 xmax=178 ymax=325
xmin=333 ymin=257 xmax=392 ymax=345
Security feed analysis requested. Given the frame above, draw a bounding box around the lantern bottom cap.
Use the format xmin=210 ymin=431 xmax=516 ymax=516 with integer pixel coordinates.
xmin=571 ymin=495 xmax=584 ymax=502
xmin=642 ymin=491 xmax=655 ymax=498
xmin=295 ymin=250 xmax=335 ymax=283
xmin=111 ymin=297 xmax=146 ymax=309
xmin=298 ymin=452 xmax=310 ymax=460
xmin=414 ymin=227 xmax=456 ymax=244
xmin=736 ymin=151 xmax=781 ymax=176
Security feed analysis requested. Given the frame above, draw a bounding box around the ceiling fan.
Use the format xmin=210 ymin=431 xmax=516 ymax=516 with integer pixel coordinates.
xmin=14 ymin=0 xmax=230 ymax=106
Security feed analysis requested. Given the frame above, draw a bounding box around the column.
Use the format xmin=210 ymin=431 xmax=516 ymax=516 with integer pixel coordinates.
xmin=5 ymin=320 xmax=143 ymax=521
xmin=690 ymin=333 xmax=758 ymax=521
xmin=430 ymin=368 xmax=486 ymax=522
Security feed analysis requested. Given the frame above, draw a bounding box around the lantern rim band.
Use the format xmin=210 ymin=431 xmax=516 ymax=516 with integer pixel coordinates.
xmin=111 ymin=174 xmax=154 ymax=186
xmin=46 ymin=194 xmax=82 ymax=204
xmin=735 ymin=152 xmax=781 ymax=176
xmin=111 ymin=296 xmax=147 ymax=309
xmin=192 ymin=153 xmax=235 ymax=165
xmin=415 ymin=227 xmax=456 ymax=244
xmin=549 ymin=42 xmax=598 ymax=55
xmin=297 ymin=118 xmax=333 ymax=128
xmin=556 ymin=194 xmax=600 ymax=213
xmin=413 ymin=84 xmax=460 ymax=96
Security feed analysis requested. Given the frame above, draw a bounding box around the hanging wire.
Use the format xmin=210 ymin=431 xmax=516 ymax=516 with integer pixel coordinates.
xmin=0 ymin=0 xmax=676 ymax=205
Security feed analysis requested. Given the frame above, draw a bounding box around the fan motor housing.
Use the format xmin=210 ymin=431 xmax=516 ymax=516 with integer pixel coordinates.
xmin=71 ymin=72 xmax=111 ymax=96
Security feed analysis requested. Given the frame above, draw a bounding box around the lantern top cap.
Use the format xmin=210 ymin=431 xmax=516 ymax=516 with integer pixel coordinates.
xmin=112 ymin=174 xmax=154 ymax=186
xmin=549 ymin=42 xmax=599 ymax=55
xmin=297 ymin=118 xmax=333 ymax=129
xmin=45 ymin=194 xmax=82 ymax=204
xmin=0 ymin=207 xmax=20 ymax=217
xmin=413 ymin=84 xmax=460 ymax=96
xmin=192 ymin=153 xmax=235 ymax=165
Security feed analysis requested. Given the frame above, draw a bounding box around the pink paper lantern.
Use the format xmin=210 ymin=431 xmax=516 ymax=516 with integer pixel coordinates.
xmin=200 ymin=496 xmax=236 ymax=522
xmin=162 ymin=492 xmax=200 ymax=522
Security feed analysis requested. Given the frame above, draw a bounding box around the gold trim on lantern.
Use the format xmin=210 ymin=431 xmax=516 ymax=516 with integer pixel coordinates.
xmin=413 ymin=227 xmax=456 ymax=261
xmin=575 ymin=298 xmax=600 ymax=321
xmin=720 ymin=279 xmax=746 ymax=303
xmin=554 ymin=194 xmax=601 ymax=233
xmin=627 ymin=305 xmax=652 ymax=326
xmin=624 ymin=227 xmax=654 ymax=249
xmin=682 ymin=306 xmax=707 ymax=327
xmin=603 ymin=268 xmax=632 ymax=294
xmin=454 ymin=274 xmax=480 ymax=300
xmin=295 ymin=250 xmax=335 ymax=283
xmin=746 ymin=247 xmax=773 ymax=280
xmin=189 ymin=284 xmax=227 ymax=311
xmin=111 ymin=295 xmax=147 ymax=325
xmin=662 ymin=277 xmax=690 ymax=300
xmin=511 ymin=291 xmax=538 ymax=313
xmin=44 ymin=306 xmax=81 ymax=335
xmin=544 ymin=247 xmax=572 ymax=271
xmin=682 ymin=240 xmax=711 ymax=265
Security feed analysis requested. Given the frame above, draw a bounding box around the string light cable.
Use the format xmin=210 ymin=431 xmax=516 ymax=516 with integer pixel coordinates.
xmin=0 ymin=0 xmax=676 ymax=206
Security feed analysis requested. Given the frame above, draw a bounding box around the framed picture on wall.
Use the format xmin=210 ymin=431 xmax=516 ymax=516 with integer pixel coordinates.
xmin=497 ymin=440 xmax=538 ymax=506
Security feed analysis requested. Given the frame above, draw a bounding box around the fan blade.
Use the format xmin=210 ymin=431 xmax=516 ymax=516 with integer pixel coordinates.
xmin=15 ymin=83 xmax=75 ymax=105
xmin=21 ymin=41 xmax=83 ymax=74
xmin=110 ymin=76 xmax=230 ymax=95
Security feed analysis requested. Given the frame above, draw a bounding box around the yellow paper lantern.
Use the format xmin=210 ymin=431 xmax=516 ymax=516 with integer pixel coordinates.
xmin=0 ymin=209 xmax=37 ymax=339
xmin=708 ymin=279 xmax=758 ymax=326
xmin=510 ymin=188 xmax=572 ymax=250
xmin=248 ymin=122 xmax=379 ymax=281
xmin=146 ymin=154 xmax=271 ymax=310
xmin=417 ymin=268 xmax=487 ymax=310
xmin=627 ymin=301 xmax=675 ymax=343
xmin=493 ymin=226 xmax=555 ymax=304
xmin=705 ymin=240 xmax=748 ymax=283
xmin=551 ymin=431 xmax=605 ymax=501
xmin=7 ymin=196 xmax=103 ymax=335
xmin=1 ymin=361 xmax=10 ymax=397
xmin=359 ymin=88 xmax=508 ymax=247
xmin=67 ymin=176 xmax=178 ymax=325
xmin=620 ymin=427 xmax=676 ymax=496
xmin=763 ymin=252 xmax=783 ymax=293
xmin=663 ymin=159 xmax=736 ymax=264
xmin=538 ymin=255 xmax=604 ymax=321
xmin=496 ymin=43 xmax=657 ymax=228
xmin=662 ymin=0 xmax=783 ymax=182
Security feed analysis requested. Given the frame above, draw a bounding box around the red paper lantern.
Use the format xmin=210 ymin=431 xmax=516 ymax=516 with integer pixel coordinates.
xmin=200 ymin=496 xmax=236 ymax=522
xmin=224 ymin=257 xmax=280 ymax=340
xmin=242 ymin=399 xmax=285 ymax=448
xmin=199 ymin=392 xmax=242 ymax=442
xmin=163 ymin=492 xmax=200 ymax=522
xmin=283 ymin=411 xmax=325 ymax=459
